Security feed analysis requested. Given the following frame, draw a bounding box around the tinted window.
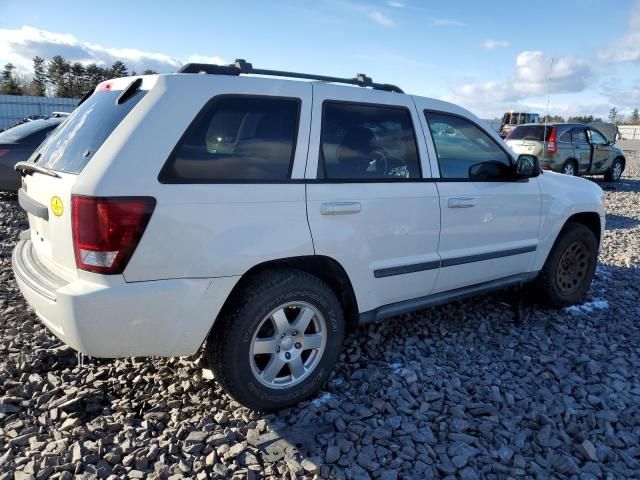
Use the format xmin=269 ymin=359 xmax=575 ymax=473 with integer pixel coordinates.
xmin=425 ymin=111 xmax=511 ymax=180
xmin=507 ymin=125 xmax=554 ymax=141
xmin=320 ymin=102 xmax=420 ymax=180
xmin=161 ymin=96 xmax=299 ymax=182
xmin=36 ymin=90 xmax=146 ymax=174
xmin=559 ymin=129 xmax=572 ymax=142
xmin=571 ymin=129 xmax=588 ymax=144
xmin=588 ymin=129 xmax=607 ymax=145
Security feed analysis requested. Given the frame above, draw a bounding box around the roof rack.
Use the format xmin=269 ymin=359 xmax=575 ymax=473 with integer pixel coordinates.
xmin=178 ymin=59 xmax=404 ymax=93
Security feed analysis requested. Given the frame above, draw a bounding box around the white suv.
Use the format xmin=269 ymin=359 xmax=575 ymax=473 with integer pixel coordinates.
xmin=13 ymin=60 xmax=605 ymax=410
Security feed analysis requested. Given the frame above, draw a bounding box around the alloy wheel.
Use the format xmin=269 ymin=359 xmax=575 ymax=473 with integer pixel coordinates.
xmin=249 ymin=301 xmax=327 ymax=389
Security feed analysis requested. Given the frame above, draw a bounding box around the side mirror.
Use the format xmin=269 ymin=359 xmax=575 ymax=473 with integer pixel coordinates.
xmin=515 ymin=154 xmax=541 ymax=178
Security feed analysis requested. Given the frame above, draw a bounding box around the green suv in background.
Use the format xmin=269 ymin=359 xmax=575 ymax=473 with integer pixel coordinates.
xmin=506 ymin=123 xmax=626 ymax=181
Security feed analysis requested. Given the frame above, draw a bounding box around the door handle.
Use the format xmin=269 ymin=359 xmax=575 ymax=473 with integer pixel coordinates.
xmin=321 ymin=202 xmax=361 ymax=215
xmin=448 ymin=197 xmax=476 ymax=208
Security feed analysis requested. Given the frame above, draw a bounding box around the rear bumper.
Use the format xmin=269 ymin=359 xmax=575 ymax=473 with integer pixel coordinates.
xmin=12 ymin=239 xmax=238 ymax=357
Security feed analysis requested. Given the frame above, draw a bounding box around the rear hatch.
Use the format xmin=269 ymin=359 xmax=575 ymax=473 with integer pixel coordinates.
xmin=18 ymin=78 xmax=149 ymax=280
xmin=505 ymin=125 xmax=554 ymax=157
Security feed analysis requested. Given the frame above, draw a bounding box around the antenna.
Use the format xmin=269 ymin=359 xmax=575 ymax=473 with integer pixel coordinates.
xmin=542 ymin=58 xmax=554 ymax=162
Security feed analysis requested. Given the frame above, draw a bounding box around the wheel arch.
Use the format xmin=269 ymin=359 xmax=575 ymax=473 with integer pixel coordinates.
xmin=210 ymin=255 xmax=360 ymax=336
xmin=564 ymin=211 xmax=602 ymax=247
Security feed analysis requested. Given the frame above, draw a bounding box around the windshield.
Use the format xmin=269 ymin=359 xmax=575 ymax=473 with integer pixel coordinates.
xmin=0 ymin=121 xmax=58 ymax=143
xmin=507 ymin=125 xmax=554 ymax=141
xmin=34 ymin=89 xmax=146 ymax=174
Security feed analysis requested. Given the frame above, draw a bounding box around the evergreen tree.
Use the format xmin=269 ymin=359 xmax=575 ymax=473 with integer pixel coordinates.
xmin=142 ymin=69 xmax=158 ymax=75
xmin=31 ymin=56 xmax=47 ymax=96
xmin=47 ymin=55 xmax=73 ymax=97
xmin=632 ymin=108 xmax=639 ymax=125
xmin=608 ymin=107 xmax=618 ymax=123
xmin=110 ymin=61 xmax=128 ymax=78
xmin=1 ymin=63 xmax=23 ymax=95
xmin=70 ymin=62 xmax=86 ymax=98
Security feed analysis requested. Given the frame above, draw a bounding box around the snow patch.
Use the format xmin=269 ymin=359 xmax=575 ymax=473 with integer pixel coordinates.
xmin=311 ymin=392 xmax=333 ymax=407
xmin=565 ymin=299 xmax=609 ymax=314
xmin=389 ymin=362 xmax=403 ymax=374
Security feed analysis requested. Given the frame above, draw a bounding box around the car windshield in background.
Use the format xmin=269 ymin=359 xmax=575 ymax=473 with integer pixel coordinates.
xmin=508 ymin=125 xmax=553 ymax=141
xmin=0 ymin=120 xmax=57 ymax=143
xmin=34 ymin=89 xmax=146 ymax=174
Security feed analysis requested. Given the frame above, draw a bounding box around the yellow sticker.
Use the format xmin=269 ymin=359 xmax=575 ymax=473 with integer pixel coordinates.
xmin=50 ymin=196 xmax=64 ymax=217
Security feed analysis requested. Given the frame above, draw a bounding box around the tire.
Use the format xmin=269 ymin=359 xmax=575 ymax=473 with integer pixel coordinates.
xmin=561 ymin=160 xmax=578 ymax=176
xmin=534 ymin=222 xmax=598 ymax=308
xmin=206 ymin=269 xmax=345 ymax=411
xmin=604 ymin=158 xmax=623 ymax=181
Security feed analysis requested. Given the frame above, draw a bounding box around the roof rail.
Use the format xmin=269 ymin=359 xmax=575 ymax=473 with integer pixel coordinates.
xmin=178 ymin=59 xmax=404 ymax=93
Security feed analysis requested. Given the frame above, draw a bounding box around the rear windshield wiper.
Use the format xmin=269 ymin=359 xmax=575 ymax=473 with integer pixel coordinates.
xmin=14 ymin=161 xmax=61 ymax=178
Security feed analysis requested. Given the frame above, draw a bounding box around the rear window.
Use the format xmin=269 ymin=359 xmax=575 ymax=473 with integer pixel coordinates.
xmin=34 ymin=89 xmax=147 ymax=174
xmin=160 ymin=96 xmax=300 ymax=183
xmin=507 ymin=125 xmax=554 ymax=141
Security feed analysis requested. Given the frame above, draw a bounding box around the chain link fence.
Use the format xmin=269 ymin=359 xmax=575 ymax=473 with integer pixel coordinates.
xmin=0 ymin=95 xmax=79 ymax=131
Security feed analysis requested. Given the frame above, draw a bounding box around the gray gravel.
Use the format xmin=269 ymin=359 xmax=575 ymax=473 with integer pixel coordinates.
xmin=1 ymin=158 xmax=639 ymax=479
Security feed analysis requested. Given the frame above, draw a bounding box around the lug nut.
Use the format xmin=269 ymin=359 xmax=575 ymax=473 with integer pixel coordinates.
xmin=292 ymin=330 xmax=298 ymax=336
xmin=285 ymin=352 xmax=291 ymax=359
xmin=276 ymin=347 xmax=280 ymax=353
xmin=295 ymin=342 xmax=302 ymax=349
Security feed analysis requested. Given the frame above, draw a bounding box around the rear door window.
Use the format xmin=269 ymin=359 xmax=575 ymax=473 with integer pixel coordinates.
xmin=571 ymin=129 xmax=589 ymax=144
xmin=319 ymin=102 xmax=421 ymax=180
xmin=160 ymin=96 xmax=300 ymax=182
xmin=35 ymin=89 xmax=147 ymax=174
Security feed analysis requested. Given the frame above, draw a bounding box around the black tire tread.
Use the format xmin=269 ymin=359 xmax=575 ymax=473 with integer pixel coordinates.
xmin=604 ymin=158 xmax=623 ymax=181
xmin=534 ymin=222 xmax=598 ymax=308
xmin=206 ymin=268 xmax=343 ymax=410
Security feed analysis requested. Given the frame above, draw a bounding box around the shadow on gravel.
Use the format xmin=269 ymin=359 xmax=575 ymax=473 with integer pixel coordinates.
xmin=604 ymin=213 xmax=640 ymax=230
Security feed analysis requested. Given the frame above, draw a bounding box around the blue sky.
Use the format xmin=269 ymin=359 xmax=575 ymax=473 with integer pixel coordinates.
xmin=2 ymin=0 xmax=640 ymax=119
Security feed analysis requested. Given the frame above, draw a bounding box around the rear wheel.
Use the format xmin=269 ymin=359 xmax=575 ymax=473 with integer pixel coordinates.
xmin=561 ymin=160 xmax=577 ymax=176
xmin=604 ymin=158 xmax=623 ymax=181
xmin=206 ymin=269 xmax=345 ymax=411
xmin=534 ymin=222 xmax=598 ymax=307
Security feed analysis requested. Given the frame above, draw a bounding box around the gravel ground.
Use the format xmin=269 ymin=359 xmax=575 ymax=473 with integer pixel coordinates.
xmin=1 ymin=159 xmax=639 ymax=480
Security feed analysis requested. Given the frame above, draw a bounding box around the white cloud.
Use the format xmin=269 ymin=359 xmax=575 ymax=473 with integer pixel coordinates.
xmin=483 ymin=39 xmax=510 ymax=49
xmin=387 ymin=1 xmax=405 ymax=7
xmin=0 ymin=26 xmax=225 ymax=74
xmin=369 ymin=10 xmax=395 ymax=27
xmin=451 ymin=51 xmax=593 ymax=117
xmin=431 ymin=18 xmax=465 ymax=27
xmin=597 ymin=0 xmax=640 ymax=63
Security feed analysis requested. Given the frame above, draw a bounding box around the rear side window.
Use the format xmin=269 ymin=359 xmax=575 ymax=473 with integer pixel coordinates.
xmin=35 ymin=90 xmax=147 ymax=174
xmin=320 ymin=102 xmax=420 ymax=180
xmin=160 ymin=96 xmax=300 ymax=182
xmin=507 ymin=125 xmax=554 ymax=141
xmin=425 ymin=111 xmax=511 ymax=180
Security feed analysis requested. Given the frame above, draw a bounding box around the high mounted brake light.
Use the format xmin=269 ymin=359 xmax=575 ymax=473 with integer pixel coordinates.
xmin=72 ymin=196 xmax=155 ymax=274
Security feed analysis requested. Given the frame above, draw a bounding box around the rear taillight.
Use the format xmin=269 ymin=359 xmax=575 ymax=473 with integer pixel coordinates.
xmin=72 ymin=196 xmax=155 ymax=274
xmin=546 ymin=127 xmax=557 ymax=154
xmin=0 ymin=149 xmax=9 ymax=158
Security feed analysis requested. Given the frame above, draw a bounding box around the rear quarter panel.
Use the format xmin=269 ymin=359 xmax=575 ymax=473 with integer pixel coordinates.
xmin=71 ymin=75 xmax=315 ymax=281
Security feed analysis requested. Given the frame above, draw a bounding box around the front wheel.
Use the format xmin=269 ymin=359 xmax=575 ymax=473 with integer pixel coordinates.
xmin=206 ymin=269 xmax=345 ymax=411
xmin=604 ymin=158 xmax=623 ymax=181
xmin=534 ymin=222 xmax=598 ymax=308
